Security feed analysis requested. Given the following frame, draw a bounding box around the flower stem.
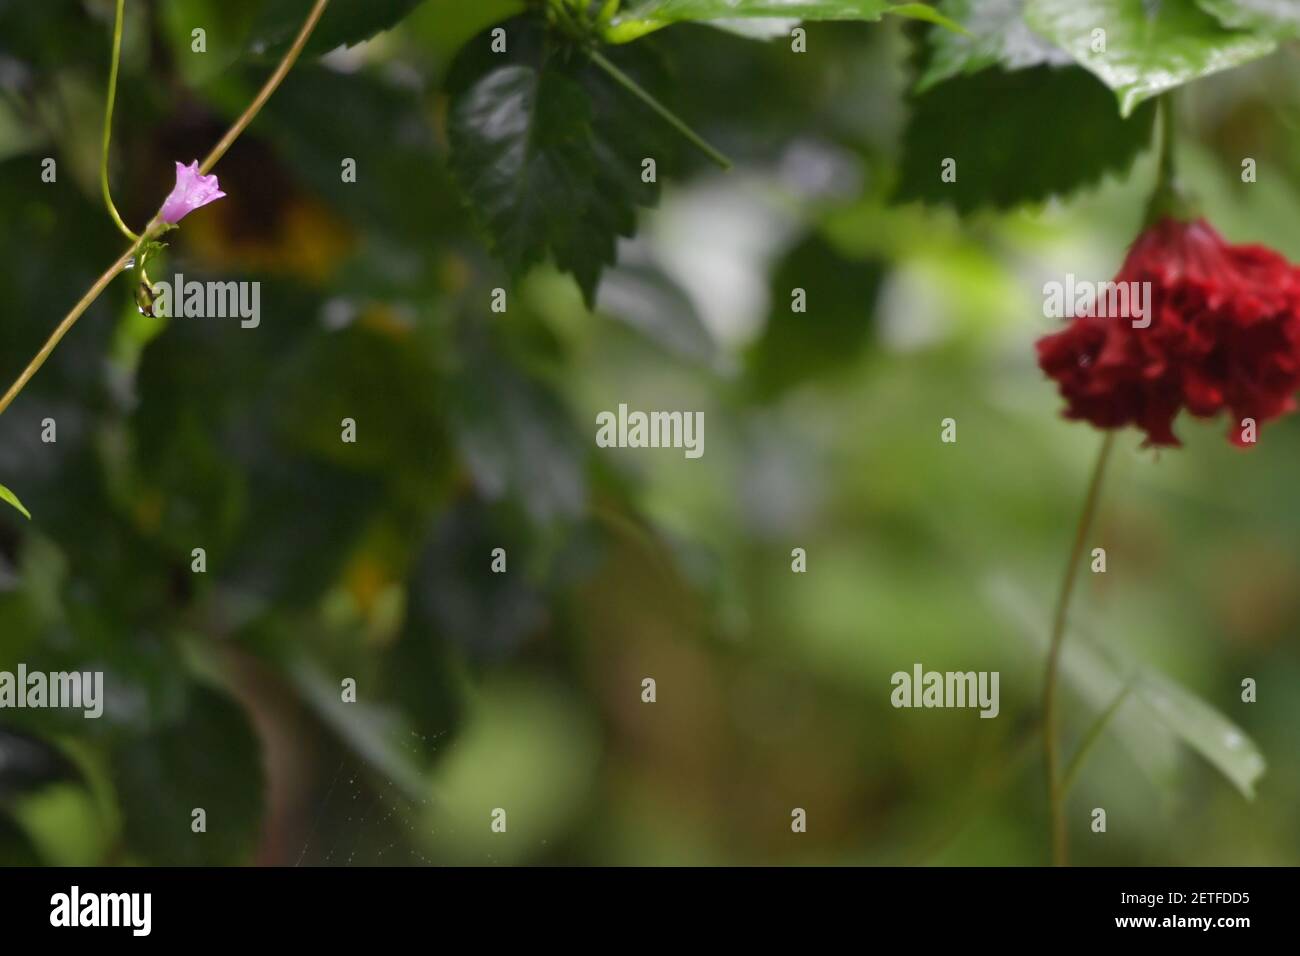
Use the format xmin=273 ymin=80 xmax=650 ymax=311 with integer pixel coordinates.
xmin=0 ymin=0 xmax=331 ymax=419
xmin=1158 ymin=95 xmax=1176 ymax=190
xmin=0 ymin=238 xmax=145 ymax=416
xmin=1042 ymin=430 xmax=1115 ymax=867
xmin=1059 ymin=680 xmax=1133 ymax=797
xmin=589 ymin=50 xmax=732 ymax=170
xmin=1144 ymin=95 xmax=1193 ymax=225
xmin=199 ymin=0 xmax=330 ymax=176
xmin=101 ymin=0 xmax=139 ymax=243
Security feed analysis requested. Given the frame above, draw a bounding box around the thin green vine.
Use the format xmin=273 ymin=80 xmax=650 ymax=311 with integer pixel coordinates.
xmin=589 ymin=50 xmax=733 ymax=170
xmin=1042 ymin=430 xmax=1115 ymax=867
xmin=100 ymin=0 xmax=139 ymax=243
xmin=548 ymin=0 xmax=732 ymax=169
xmin=0 ymin=0 xmax=332 ymax=422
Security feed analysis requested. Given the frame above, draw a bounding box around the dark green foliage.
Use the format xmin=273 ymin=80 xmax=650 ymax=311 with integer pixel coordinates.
xmin=749 ymin=235 xmax=884 ymax=396
xmin=447 ymin=18 xmax=671 ymax=305
xmin=0 ymin=0 xmax=1292 ymax=869
xmin=895 ymin=66 xmax=1156 ymax=213
xmin=249 ymin=0 xmax=431 ymax=58
xmin=110 ymin=685 xmax=264 ymax=865
xmin=0 ymin=729 xmax=78 ymax=801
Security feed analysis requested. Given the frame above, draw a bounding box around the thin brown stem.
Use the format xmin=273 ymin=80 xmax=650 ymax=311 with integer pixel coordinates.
xmin=1042 ymin=430 xmax=1115 ymax=867
xmin=0 ymin=239 xmax=143 ymax=416
xmin=0 ymin=0 xmax=331 ymax=419
xmin=199 ymin=0 xmax=330 ymax=175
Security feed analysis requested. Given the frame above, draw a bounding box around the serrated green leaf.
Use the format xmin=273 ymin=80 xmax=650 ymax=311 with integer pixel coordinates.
xmin=447 ymin=19 xmax=669 ymax=305
xmin=896 ymin=65 xmax=1155 ymax=213
xmin=1197 ymin=0 xmax=1300 ymax=40
xmin=606 ymin=0 xmax=961 ymax=43
xmin=247 ymin=0 xmax=427 ymax=58
xmin=1025 ymin=0 xmax=1277 ymax=117
xmin=1 ymin=481 xmax=31 ymax=520
xmin=916 ymin=0 xmax=1072 ymax=92
xmin=451 ymin=64 xmax=605 ymax=295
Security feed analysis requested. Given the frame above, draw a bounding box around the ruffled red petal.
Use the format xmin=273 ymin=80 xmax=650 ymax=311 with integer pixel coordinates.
xmin=1037 ymin=218 xmax=1300 ymax=448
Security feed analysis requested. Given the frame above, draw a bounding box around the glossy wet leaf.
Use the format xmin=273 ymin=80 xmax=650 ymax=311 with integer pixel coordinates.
xmin=1025 ymin=0 xmax=1277 ymax=117
xmin=447 ymin=19 xmax=670 ymax=306
xmin=707 ymin=17 xmax=801 ymax=40
xmin=916 ymin=0 xmax=1072 ymax=92
xmin=606 ymin=0 xmax=961 ymax=43
xmin=1197 ymin=0 xmax=1300 ymax=40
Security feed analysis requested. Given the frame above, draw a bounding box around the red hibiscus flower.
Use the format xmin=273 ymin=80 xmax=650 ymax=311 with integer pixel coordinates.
xmin=1037 ymin=217 xmax=1300 ymax=447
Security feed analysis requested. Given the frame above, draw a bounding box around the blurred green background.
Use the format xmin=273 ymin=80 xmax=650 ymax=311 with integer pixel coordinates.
xmin=0 ymin=0 xmax=1297 ymax=866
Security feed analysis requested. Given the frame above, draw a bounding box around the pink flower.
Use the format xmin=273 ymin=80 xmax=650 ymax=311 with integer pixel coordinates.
xmin=159 ymin=160 xmax=226 ymax=224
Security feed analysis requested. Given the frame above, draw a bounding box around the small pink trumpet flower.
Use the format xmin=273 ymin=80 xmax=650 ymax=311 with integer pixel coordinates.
xmin=159 ymin=160 xmax=226 ymax=224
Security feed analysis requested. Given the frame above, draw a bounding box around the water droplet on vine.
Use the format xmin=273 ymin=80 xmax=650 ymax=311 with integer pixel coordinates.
xmin=135 ymin=281 xmax=158 ymax=317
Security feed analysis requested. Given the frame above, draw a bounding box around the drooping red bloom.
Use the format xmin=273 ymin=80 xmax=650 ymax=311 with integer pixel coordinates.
xmin=1037 ymin=217 xmax=1300 ymax=447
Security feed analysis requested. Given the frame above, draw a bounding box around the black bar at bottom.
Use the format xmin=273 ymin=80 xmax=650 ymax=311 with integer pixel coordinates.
xmin=0 ymin=866 xmax=1281 ymax=941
